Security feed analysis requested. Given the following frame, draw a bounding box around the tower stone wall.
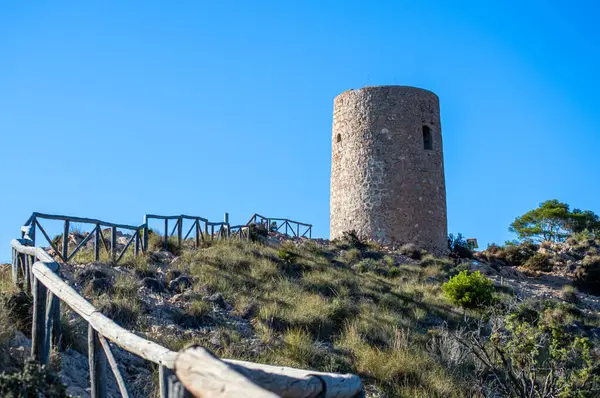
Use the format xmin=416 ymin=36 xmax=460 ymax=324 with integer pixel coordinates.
xmin=330 ymin=86 xmax=448 ymax=254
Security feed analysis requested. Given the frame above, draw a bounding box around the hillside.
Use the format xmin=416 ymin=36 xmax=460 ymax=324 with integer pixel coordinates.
xmin=2 ymin=227 xmax=600 ymax=397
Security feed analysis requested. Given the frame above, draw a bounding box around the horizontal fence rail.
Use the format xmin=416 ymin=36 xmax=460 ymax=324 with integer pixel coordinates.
xmin=249 ymin=214 xmax=312 ymax=239
xmin=10 ymin=214 xmax=363 ymax=398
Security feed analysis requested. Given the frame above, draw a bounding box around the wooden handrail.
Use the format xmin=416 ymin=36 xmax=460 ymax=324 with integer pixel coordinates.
xmin=31 ymin=260 xmax=178 ymax=367
xmin=11 ymin=221 xmax=360 ymax=397
xmin=30 ymin=212 xmax=143 ymax=231
xmin=176 ymin=347 xmax=363 ymax=398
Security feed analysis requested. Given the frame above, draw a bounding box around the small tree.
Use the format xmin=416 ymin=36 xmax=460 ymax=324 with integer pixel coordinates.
xmin=509 ymin=200 xmax=572 ymax=242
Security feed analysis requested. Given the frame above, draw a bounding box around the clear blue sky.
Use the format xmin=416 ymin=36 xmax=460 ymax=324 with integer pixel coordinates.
xmin=1 ymin=1 xmax=599 ymax=261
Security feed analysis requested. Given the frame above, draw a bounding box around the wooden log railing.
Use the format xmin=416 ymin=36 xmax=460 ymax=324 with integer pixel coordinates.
xmin=144 ymin=213 xmax=251 ymax=250
xmin=10 ymin=236 xmax=364 ymax=398
xmin=248 ymin=214 xmax=312 ymax=239
xmin=21 ymin=212 xmax=146 ymax=265
xmin=17 ymin=211 xmax=311 ymax=265
xmin=145 ymin=212 xmax=309 ymax=250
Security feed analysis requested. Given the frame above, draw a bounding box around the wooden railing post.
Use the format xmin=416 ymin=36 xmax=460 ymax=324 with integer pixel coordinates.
xmin=111 ymin=226 xmax=117 ymax=262
xmin=195 ymin=220 xmax=200 ymax=248
xmin=144 ymin=223 xmax=149 ymax=253
xmin=94 ymin=224 xmax=100 ymax=261
xmin=11 ymin=248 xmax=18 ymax=285
xmin=24 ymin=254 xmax=32 ymax=293
xmin=30 ymin=218 xmax=36 ymax=245
xmin=31 ymin=274 xmax=47 ymax=362
xmin=177 ymin=217 xmax=183 ymax=247
xmin=62 ymin=220 xmax=70 ymax=262
xmin=88 ymin=325 xmax=107 ymax=398
xmin=164 ymin=219 xmax=168 ymax=250
xmin=224 ymin=213 xmax=230 ymax=239
xmin=44 ymin=290 xmax=60 ymax=363
xmin=134 ymin=229 xmax=140 ymax=257
xmin=31 ymin=261 xmax=58 ymax=365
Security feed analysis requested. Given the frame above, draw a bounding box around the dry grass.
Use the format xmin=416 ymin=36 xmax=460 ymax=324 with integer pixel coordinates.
xmin=0 ymin=267 xmax=17 ymax=371
xmin=1 ymin=236 xmax=484 ymax=395
xmin=166 ymin=239 xmax=476 ymax=395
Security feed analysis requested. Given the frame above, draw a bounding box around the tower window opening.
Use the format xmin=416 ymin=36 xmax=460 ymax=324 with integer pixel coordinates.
xmin=336 ymin=133 xmax=342 ymax=143
xmin=422 ymin=126 xmax=432 ymax=150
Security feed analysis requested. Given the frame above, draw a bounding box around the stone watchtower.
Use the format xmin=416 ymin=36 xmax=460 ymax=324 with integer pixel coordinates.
xmin=330 ymin=86 xmax=448 ymax=254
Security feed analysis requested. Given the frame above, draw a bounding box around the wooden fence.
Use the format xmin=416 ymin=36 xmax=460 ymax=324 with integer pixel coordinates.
xmin=22 ymin=211 xmax=311 ymax=265
xmin=248 ymin=214 xmax=312 ymax=239
xmin=143 ymin=213 xmax=251 ymax=251
xmin=21 ymin=212 xmax=146 ymax=265
xmin=9 ymin=213 xmax=363 ymax=398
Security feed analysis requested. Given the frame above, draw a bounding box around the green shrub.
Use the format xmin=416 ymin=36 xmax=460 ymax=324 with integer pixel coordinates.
xmin=447 ymin=233 xmax=473 ymax=259
xmin=277 ymin=248 xmax=298 ymax=264
xmin=456 ymin=304 xmax=600 ymax=396
xmin=560 ymin=285 xmax=579 ymax=303
xmin=575 ymin=255 xmax=600 ymax=294
xmin=148 ymin=233 xmax=181 ymax=255
xmin=442 ymin=270 xmax=494 ymax=308
xmin=382 ymin=255 xmax=395 ymax=267
xmin=340 ymin=248 xmax=362 ymax=265
xmin=389 ymin=267 xmax=401 ymax=278
xmin=399 ymin=243 xmax=421 ymax=260
xmin=354 ymin=258 xmax=378 ymax=273
xmin=248 ymin=223 xmax=268 ymax=241
xmin=334 ymin=230 xmax=366 ymax=251
xmin=0 ymin=360 xmax=67 ymax=397
xmin=582 ymin=255 xmax=600 ymax=268
xmin=498 ymin=242 xmax=537 ymax=266
xmin=420 ymin=254 xmax=437 ymax=267
xmin=523 ymin=253 xmax=552 ymax=272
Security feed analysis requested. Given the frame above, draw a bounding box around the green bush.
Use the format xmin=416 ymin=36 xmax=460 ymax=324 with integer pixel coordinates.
xmin=277 ymin=248 xmax=298 ymax=264
xmin=523 ymin=253 xmax=552 ymax=272
xmin=560 ymin=285 xmax=579 ymax=303
xmin=447 ymin=233 xmax=473 ymax=259
xmin=354 ymin=258 xmax=378 ymax=273
xmin=399 ymin=243 xmax=421 ymax=260
xmin=455 ymin=304 xmax=600 ymax=396
xmin=420 ymin=254 xmax=437 ymax=267
xmin=334 ymin=230 xmax=366 ymax=251
xmin=248 ymin=223 xmax=268 ymax=241
xmin=575 ymin=255 xmax=600 ymax=295
xmin=442 ymin=270 xmax=494 ymax=309
xmin=389 ymin=267 xmax=401 ymax=278
xmin=148 ymin=233 xmax=181 ymax=255
xmin=340 ymin=248 xmax=362 ymax=265
xmin=0 ymin=360 xmax=67 ymax=397
xmin=495 ymin=241 xmax=537 ymax=266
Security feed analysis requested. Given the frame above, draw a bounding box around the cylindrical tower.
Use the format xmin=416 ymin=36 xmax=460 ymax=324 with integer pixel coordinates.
xmin=330 ymin=86 xmax=448 ymax=254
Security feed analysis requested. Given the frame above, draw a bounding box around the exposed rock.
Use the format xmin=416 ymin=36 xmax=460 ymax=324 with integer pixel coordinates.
xmin=88 ymin=277 xmax=112 ymax=294
xmin=202 ymin=293 xmax=232 ymax=310
xmin=140 ymin=277 xmax=163 ymax=292
xmin=566 ymin=320 xmax=585 ymax=335
xmin=75 ymin=265 xmax=109 ymax=286
xmin=169 ymin=275 xmax=192 ymax=293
